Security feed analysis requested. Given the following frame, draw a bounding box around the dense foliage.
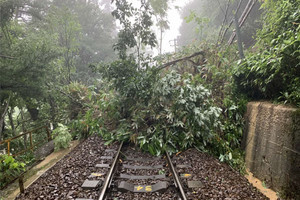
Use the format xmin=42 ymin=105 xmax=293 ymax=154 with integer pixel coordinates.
xmin=53 ymin=123 xmax=72 ymax=151
xmin=68 ymin=40 xmax=246 ymax=171
xmin=234 ymin=0 xmax=300 ymax=107
xmin=97 ymin=62 xmax=222 ymax=155
xmin=0 ymin=154 xmax=25 ymax=188
xmin=0 ymin=1 xmax=116 ymax=190
xmin=0 ymin=0 xmax=116 ymax=141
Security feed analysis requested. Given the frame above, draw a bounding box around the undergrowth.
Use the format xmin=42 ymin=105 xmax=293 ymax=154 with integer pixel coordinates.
xmin=0 ymin=155 xmax=25 ymax=188
xmin=233 ymin=0 xmax=299 ymax=107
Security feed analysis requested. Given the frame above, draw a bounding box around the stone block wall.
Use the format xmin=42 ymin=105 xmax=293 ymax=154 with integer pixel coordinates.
xmin=242 ymin=102 xmax=299 ymax=198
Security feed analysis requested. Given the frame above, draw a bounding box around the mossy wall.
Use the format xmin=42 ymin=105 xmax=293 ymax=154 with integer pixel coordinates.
xmin=242 ymin=102 xmax=300 ymax=198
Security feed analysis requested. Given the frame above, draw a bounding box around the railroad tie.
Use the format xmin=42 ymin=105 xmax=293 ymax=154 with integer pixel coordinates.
xmin=105 ymin=149 xmax=117 ymax=153
xmin=100 ymin=156 xmax=113 ymax=160
xmin=187 ymin=181 xmax=204 ymax=188
xmin=125 ymin=156 xmax=161 ymax=162
xmin=119 ymin=173 xmax=167 ymax=180
xmin=95 ymin=163 xmax=110 ymax=168
xmin=122 ymin=164 xmax=164 ymax=170
xmin=118 ymin=181 xmax=168 ymax=193
xmin=176 ymin=164 xmax=192 ymax=168
xmin=75 ymin=199 xmax=93 ymax=200
xmin=81 ymin=179 xmax=102 ymax=190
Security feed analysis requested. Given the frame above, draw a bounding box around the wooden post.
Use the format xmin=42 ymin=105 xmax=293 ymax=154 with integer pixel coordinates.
xmin=46 ymin=126 xmax=51 ymax=142
xmin=7 ymin=141 xmax=10 ymax=156
xmin=19 ymin=175 xmax=25 ymax=193
xmin=24 ymin=134 xmax=27 ymax=150
xmin=29 ymin=132 xmax=33 ymax=149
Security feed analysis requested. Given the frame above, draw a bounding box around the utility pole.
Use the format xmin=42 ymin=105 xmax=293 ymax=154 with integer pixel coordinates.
xmin=169 ymin=39 xmax=177 ymax=53
xmin=234 ymin=13 xmax=245 ymax=59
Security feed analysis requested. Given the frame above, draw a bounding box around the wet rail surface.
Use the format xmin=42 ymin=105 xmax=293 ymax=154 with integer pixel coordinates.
xmin=76 ymin=142 xmax=200 ymax=200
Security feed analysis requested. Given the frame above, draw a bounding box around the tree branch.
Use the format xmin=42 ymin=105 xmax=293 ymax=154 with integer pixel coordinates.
xmin=0 ymin=54 xmax=15 ymax=59
xmin=217 ymin=0 xmax=231 ymax=45
xmin=156 ymin=51 xmax=205 ymax=71
xmin=219 ymin=0 xmax=243 ymax=45
xmin=46 ymin=83 xmax=89 ymax=108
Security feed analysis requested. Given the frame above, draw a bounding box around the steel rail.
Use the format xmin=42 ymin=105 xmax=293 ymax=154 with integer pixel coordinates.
xmin=98 ymin=141 xmax=123 ymax=200
xmin=165 ymin=152 xmax=187 ymax=200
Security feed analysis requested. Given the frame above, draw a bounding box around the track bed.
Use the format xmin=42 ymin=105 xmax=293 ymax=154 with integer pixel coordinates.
xmin=16 ymin=136 xmax=268 ymax=200
xmin=106 ymin=145 xmax=180 ymax=200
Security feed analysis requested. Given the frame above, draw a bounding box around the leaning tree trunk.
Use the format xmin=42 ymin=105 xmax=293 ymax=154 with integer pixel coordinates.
xmin=20 ymin=108 xmax=27 ymax=148
xmin=234 ymin=14 xmax=245 ymax=59
xmin=48 ymin=95 xmax=57 ymax=129
xmin=8 ymin=108 xmax=16 ymax=136
xmin=159 ymin=26 xmax=163 ymax=55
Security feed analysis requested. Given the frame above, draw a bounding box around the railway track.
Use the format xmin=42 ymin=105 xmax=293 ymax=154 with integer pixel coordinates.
xmin=15 ymin=137 xmax=269 ymax=200
xmin=76 ymin=142 xmax=203 ymax=200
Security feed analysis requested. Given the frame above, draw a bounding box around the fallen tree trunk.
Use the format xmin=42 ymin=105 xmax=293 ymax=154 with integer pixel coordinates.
xmin=156 ymin=51 xmax=205 ymax=71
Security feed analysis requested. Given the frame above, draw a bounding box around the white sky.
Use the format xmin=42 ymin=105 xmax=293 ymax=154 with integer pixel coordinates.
xmin=110 ymin=0 xmax=192 ymax=55
xmin=160 ymin=0 xmax=191 ymax=53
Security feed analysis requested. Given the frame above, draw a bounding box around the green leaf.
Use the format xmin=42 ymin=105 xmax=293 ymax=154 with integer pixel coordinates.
xmin=229 ymin=152 xmax=232 ymax=160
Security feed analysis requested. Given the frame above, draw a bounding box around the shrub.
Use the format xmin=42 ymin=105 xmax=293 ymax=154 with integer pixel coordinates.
xmin=52 ymin=123 xmax=72 ymax=151
xmin=136 ymin=71 xmax=222 ymax=155
xmin=0 ymin=155 xmax=25 ymax=188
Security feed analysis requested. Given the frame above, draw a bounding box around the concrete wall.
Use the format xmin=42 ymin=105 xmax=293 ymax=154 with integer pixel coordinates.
xmin=242 ymin=102 xmax=300 ymax=197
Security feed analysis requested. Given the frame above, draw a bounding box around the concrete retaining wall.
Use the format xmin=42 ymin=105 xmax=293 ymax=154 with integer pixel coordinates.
xmin=242 ymin=102 xmax=300 ymax=197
